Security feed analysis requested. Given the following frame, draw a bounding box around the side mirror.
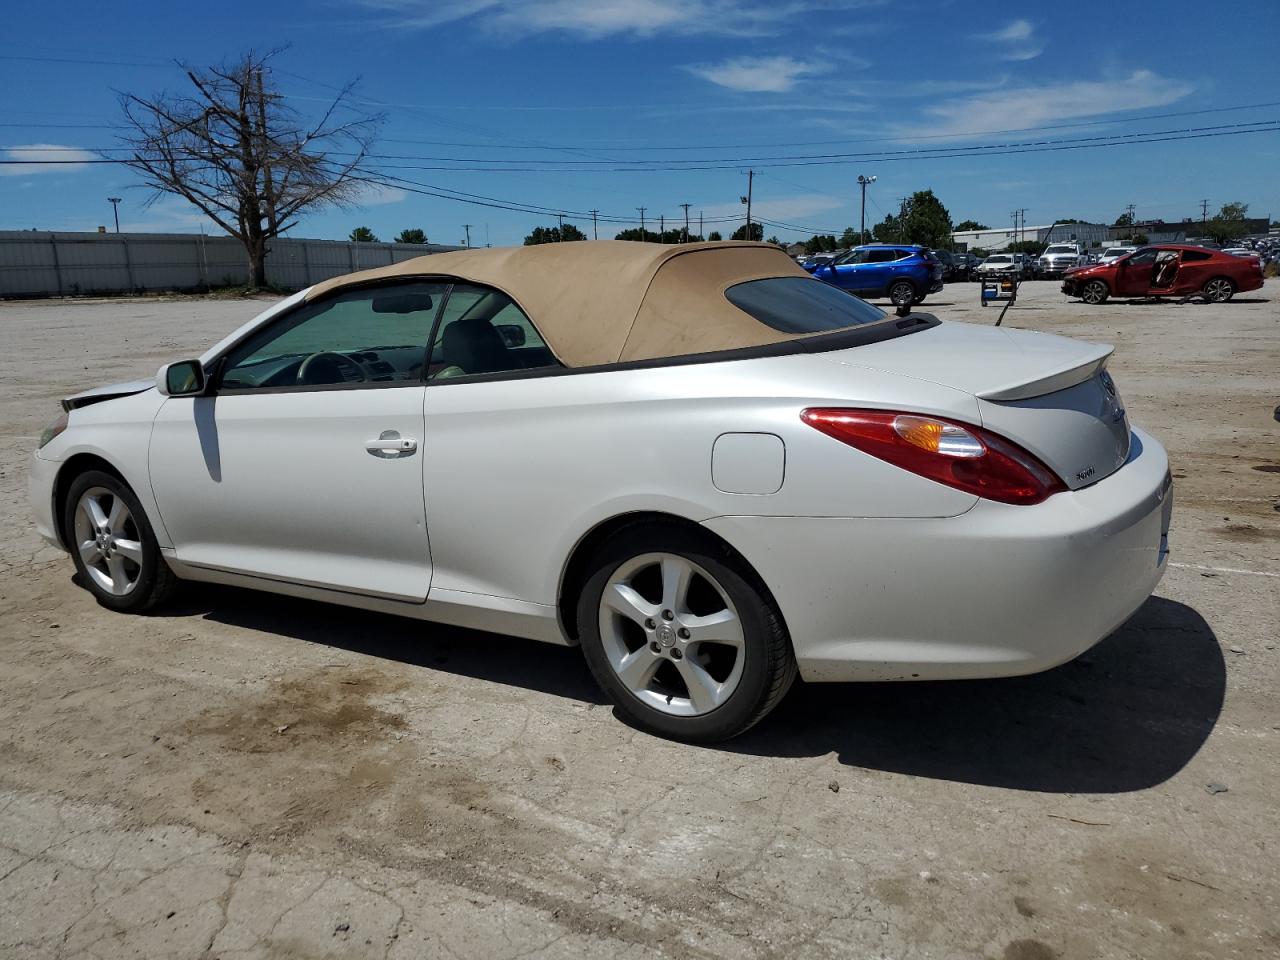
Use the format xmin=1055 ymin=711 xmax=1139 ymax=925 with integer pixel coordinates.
xmin=494 ymin=323 xmax=527 ymax=348
xmin=157 ymin=359 xmax=206 ymax=397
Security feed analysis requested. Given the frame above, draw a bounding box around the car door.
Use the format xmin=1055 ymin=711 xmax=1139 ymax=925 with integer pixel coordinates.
xmin=824 ymin=250 xmax=864 ymax=291
xmin=417 ymin=282 xmax=563 ymax=601
xmin=1113 ymin=248 xmax=1158 ymax=296
xmin=1173 ymin=249 xmax=1215 ymax=293
xmin=149 ymin=281 xmax=446 ymax=601
xmin=862 ymin=248 xmax=901 ymax=292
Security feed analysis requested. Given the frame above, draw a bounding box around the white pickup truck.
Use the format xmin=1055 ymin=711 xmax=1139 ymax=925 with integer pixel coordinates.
xmin=1038 ymin=243 xmax=1087 ymax=278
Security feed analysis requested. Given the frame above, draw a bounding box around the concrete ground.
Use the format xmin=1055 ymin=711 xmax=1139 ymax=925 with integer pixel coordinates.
xmin=1 ymin=280 xmax=1277 ymax=959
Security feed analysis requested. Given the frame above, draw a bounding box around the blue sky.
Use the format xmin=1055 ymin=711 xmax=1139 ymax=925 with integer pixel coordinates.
xmin=2 ymin=0 xmax=1278 ymax=246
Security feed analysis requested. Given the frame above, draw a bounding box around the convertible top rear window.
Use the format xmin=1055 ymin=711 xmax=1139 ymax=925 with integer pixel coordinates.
xmin=725 ymin=277 xmax=888 ymax=334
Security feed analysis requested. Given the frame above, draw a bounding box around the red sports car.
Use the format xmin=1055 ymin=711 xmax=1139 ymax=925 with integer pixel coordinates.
xmin=1061 ymin=244 xmax=1265 ymax=304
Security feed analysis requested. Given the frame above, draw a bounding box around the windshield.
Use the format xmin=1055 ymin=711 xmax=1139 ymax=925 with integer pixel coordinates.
xmin=1044 ymin=245 xmax=1076 ymax=254
xmin=725 ymin=277 xmax=887 ymax=334
xmin=987 ymin=255 xmax=1012 ymax=263
xmin=1103 ymin=249 xmax=1131 ymax=257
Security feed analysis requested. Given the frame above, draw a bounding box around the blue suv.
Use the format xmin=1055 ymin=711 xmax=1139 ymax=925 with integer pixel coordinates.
xmin=805 ymin=244 xmax=944 ymax=307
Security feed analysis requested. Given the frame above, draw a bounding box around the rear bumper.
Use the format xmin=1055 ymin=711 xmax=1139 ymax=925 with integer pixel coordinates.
xmin=704 ymin=427 xmax=1172 ymax=682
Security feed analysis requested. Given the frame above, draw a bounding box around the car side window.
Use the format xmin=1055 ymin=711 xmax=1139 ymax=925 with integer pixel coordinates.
xmin=1182 ymin=250 xmax=1212 ymax=262
xmin=1126 ymin=249 xmax=1158 ymax=265
xmin=868 ymin=249 xmax=899 ymax=263
xmin=428 ymin=283 xmax=560 ymax=381
xmin=220 ymin=281 xmax=446 ymax=391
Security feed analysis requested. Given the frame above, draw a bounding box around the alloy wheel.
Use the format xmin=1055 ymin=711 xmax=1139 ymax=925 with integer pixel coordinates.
xmin=1203 ymin=278 xmax=1233 ymax=302
xmin=889 ymin=282 xmax=915 ymax=307
xmin=73 ymin=486 xmax=143 ymax=596
xmin=1081 ymin=280 xmax=1108 ymax=305
xmin=597 ymin=552 xmax=745 ymax=717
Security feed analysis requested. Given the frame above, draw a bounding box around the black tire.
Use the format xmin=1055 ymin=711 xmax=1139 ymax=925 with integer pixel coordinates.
xmin=575 ymin=524 xmax=797 ymax=742
xmin=63 ymin=469 xmax=178 ymax=613
xmin=911 ymin=293 xmax=927 ymax=305
xmin=888 ymin=280 xmax=917 ymax=308
xmin=1202 ymin=276 xmax=1235 ymax=303
xmin=1080 ymin=279 xmax=1110 ymax=305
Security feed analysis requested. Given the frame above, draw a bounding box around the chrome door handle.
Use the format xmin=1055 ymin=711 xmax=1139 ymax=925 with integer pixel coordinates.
xmin=366 ymin=430 xmax=417 ymax=457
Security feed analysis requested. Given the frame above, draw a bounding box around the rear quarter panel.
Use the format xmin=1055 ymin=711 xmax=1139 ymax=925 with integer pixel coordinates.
xmin=420 ymin=353 xmax=981 ymax=607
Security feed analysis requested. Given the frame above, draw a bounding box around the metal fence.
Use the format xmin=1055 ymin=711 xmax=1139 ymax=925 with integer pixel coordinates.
xmin=0 ymin=231 xmax=465 ymax=298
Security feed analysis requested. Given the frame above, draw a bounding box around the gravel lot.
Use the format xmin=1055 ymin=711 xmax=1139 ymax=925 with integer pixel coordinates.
xmin=1 ymin=280 xmax=1277 ymax=959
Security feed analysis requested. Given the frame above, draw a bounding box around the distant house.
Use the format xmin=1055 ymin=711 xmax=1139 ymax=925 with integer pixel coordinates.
xmin=786 ymin=242 xmax=808 ymax=258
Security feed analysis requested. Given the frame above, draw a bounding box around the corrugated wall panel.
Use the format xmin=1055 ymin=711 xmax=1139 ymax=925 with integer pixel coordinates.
xmin=0 ymin=231 xmax=464 ymax=298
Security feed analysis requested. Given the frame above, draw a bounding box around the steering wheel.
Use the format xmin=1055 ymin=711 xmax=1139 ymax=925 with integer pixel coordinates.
xmin=296 ymin=351 xmax=368 ymax=386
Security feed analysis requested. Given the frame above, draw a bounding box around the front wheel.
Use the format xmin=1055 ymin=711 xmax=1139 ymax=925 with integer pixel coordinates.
xmin=64 ymin=470 xmax=177 ymax=612
xmin=1080 ymin=279 xmax=1110 ymax=305
xmin=1202 ymin=277 xmax=1235 ymax=302
xmin=888 ymin=280 xmax=917 ymax=308
xmin=576 ymin=526 xmax=796 ymax=742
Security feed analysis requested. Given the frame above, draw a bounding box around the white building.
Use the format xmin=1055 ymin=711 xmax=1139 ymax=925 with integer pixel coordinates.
xmin=951 ymin=222 xmax=1110 ymax=252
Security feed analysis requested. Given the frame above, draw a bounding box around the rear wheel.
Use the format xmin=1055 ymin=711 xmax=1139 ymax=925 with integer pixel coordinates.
xmin=64 ymin=470 xmax=177 ymax=612
xmin=1202 ymin=277 xmax=1235 ymax=302
xmin=1080 ymin=279 xmax=1110 ymax=305
xmin=888 ymin=280 xmax=917 ymax=308
xmin=576 ymin=525 xmax=796 ymax=742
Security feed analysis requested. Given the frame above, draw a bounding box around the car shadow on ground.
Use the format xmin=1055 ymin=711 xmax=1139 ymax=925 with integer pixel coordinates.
xmin=718 ymin=596 xmax=1223 ymax=794
xmin=154 ymin=581 xmax=610 ymax=706
xmin=157 ymin=585 xmax=1220 ymax=794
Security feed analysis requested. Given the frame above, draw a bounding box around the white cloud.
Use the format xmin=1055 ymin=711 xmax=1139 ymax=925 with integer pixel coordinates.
xmin=897 ymin=70 xmax=1194 ymax=141
xmin=355 ymin=0 xmax=884 ymax=38
xmin=686 ymin=55 xmax=831 ymax=93
xmin=985 ymin=18 xmax=1043 ymax=61
xmin=0 ymin=144 xmax=96 ymax=177
xmin=353 ymin=183 xmax=408 ymax=206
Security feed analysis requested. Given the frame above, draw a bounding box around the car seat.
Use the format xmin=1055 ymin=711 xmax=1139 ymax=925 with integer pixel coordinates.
xmin=434 ymin=317 xmax=509 ymax=379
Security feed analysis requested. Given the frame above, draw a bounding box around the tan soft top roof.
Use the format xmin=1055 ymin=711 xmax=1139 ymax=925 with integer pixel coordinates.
xmin=305 ymin=240 xmax=813 ymax=368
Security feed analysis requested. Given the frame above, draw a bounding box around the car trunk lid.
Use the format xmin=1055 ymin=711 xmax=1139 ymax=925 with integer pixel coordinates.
xmin=815 ymin=321 xmax=1131 ymax=489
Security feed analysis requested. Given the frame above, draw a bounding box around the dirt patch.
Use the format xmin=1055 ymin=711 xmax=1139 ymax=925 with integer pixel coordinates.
xmin=1217 ymin=523 xmax=1279 ymax=543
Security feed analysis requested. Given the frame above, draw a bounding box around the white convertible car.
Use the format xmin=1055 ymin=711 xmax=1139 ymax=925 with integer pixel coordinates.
xmin=30 ymin=241 xmax=1172 ymax=740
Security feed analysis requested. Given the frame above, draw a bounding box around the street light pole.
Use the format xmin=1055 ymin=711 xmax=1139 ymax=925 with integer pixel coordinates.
xmin=740 ymin=169 xmax=754 ymax=241
xmin=856 ymin=175 xmax=876 ymax=244
xmin=107 ymin=197 xmax=122 ymax=233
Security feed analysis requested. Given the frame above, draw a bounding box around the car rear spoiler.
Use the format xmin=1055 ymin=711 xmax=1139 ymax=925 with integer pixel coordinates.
xmin=976 ymin=344 xmax=1113 ymax=402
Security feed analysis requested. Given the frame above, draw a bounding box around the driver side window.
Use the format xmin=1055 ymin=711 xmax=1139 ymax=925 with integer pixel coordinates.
xmin=220 ymin=282 xmax=447 ymax=391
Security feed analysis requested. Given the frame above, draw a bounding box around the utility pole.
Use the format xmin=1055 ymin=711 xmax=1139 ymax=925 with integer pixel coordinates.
xmin=898 ymin=197 xmax=908 ymax=242
xmin=637 ymin=207 xmax=647 ymax=241
xmin=659 ymin=214 xmax=665 ymax=242
xmin=589 ymin=209 xmax=599 ymax=240
xmin=556 ymin=213 xmax=564 ymax=241
xmin=680 ymin=203 xmax=692 ymax=243
xmin=107 ymin=197 xmax=122 ymax=233
xmin=699 ymin=211 xmax=703 ymax=239
xmin=740 ymin=170 xmax=754 ymax=240
xmin=1018 ymin=208 xmax=1028 ymax=246
xmin=462 ymin=224 xmax=472 ymax=248
xmin=1200 ymin=199 xmax=1210 ymax=225
xmin=856 ymin=175 xmax=876 ymax=244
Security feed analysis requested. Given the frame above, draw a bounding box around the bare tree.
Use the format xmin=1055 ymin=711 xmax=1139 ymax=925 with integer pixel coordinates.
xmin=117 ymin=50 xmax=383 ymax=287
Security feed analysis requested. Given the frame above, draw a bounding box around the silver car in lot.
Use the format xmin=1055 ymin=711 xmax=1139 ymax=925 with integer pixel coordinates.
xmin=29 ymin=241 xmax=1172 ymax=741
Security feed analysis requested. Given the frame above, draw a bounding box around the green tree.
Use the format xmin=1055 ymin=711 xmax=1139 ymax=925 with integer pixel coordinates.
xmin=899 ymin=189 xmax=953 ymax=248
xmin=1007 ymin=239 xmax=1045 ymax=255
xmin=349 ymin=226 xmax=378 ymax=242
xmin=971 ymin=247 xmax=989 ymax=258
xmin=954 ymin=220 xmax=988 ymax=231
xmin=839 ymin=227 xmax=858 ymax=247
xmin=525 ymin=223 xmax=588 ymax=245
xmin=614 ymin=227 xmax=660 ymax=242
xmin=1113 ymin=212 xmax=1134 ymax=227
xmin=766 ymin=235 xmax=781 ymax=246
xmin=1131 ymin=233 xmax=1149 ymax=246
xmin=731 ymin=223 xmax=764 ymax=242
xmin=395 ymin=228 xmax=427 ymax=244
xmin=871 ymin=213 xmax=900 ymax=243
xmin=707 ymin=230 xmax=723 ymax=241
xmin=1204 ymin=202 xmax=1249 ymax=245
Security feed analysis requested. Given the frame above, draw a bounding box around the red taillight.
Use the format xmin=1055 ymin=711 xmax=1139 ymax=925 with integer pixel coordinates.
xmin=801 ymin=408 xmax=1067 ymax=505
